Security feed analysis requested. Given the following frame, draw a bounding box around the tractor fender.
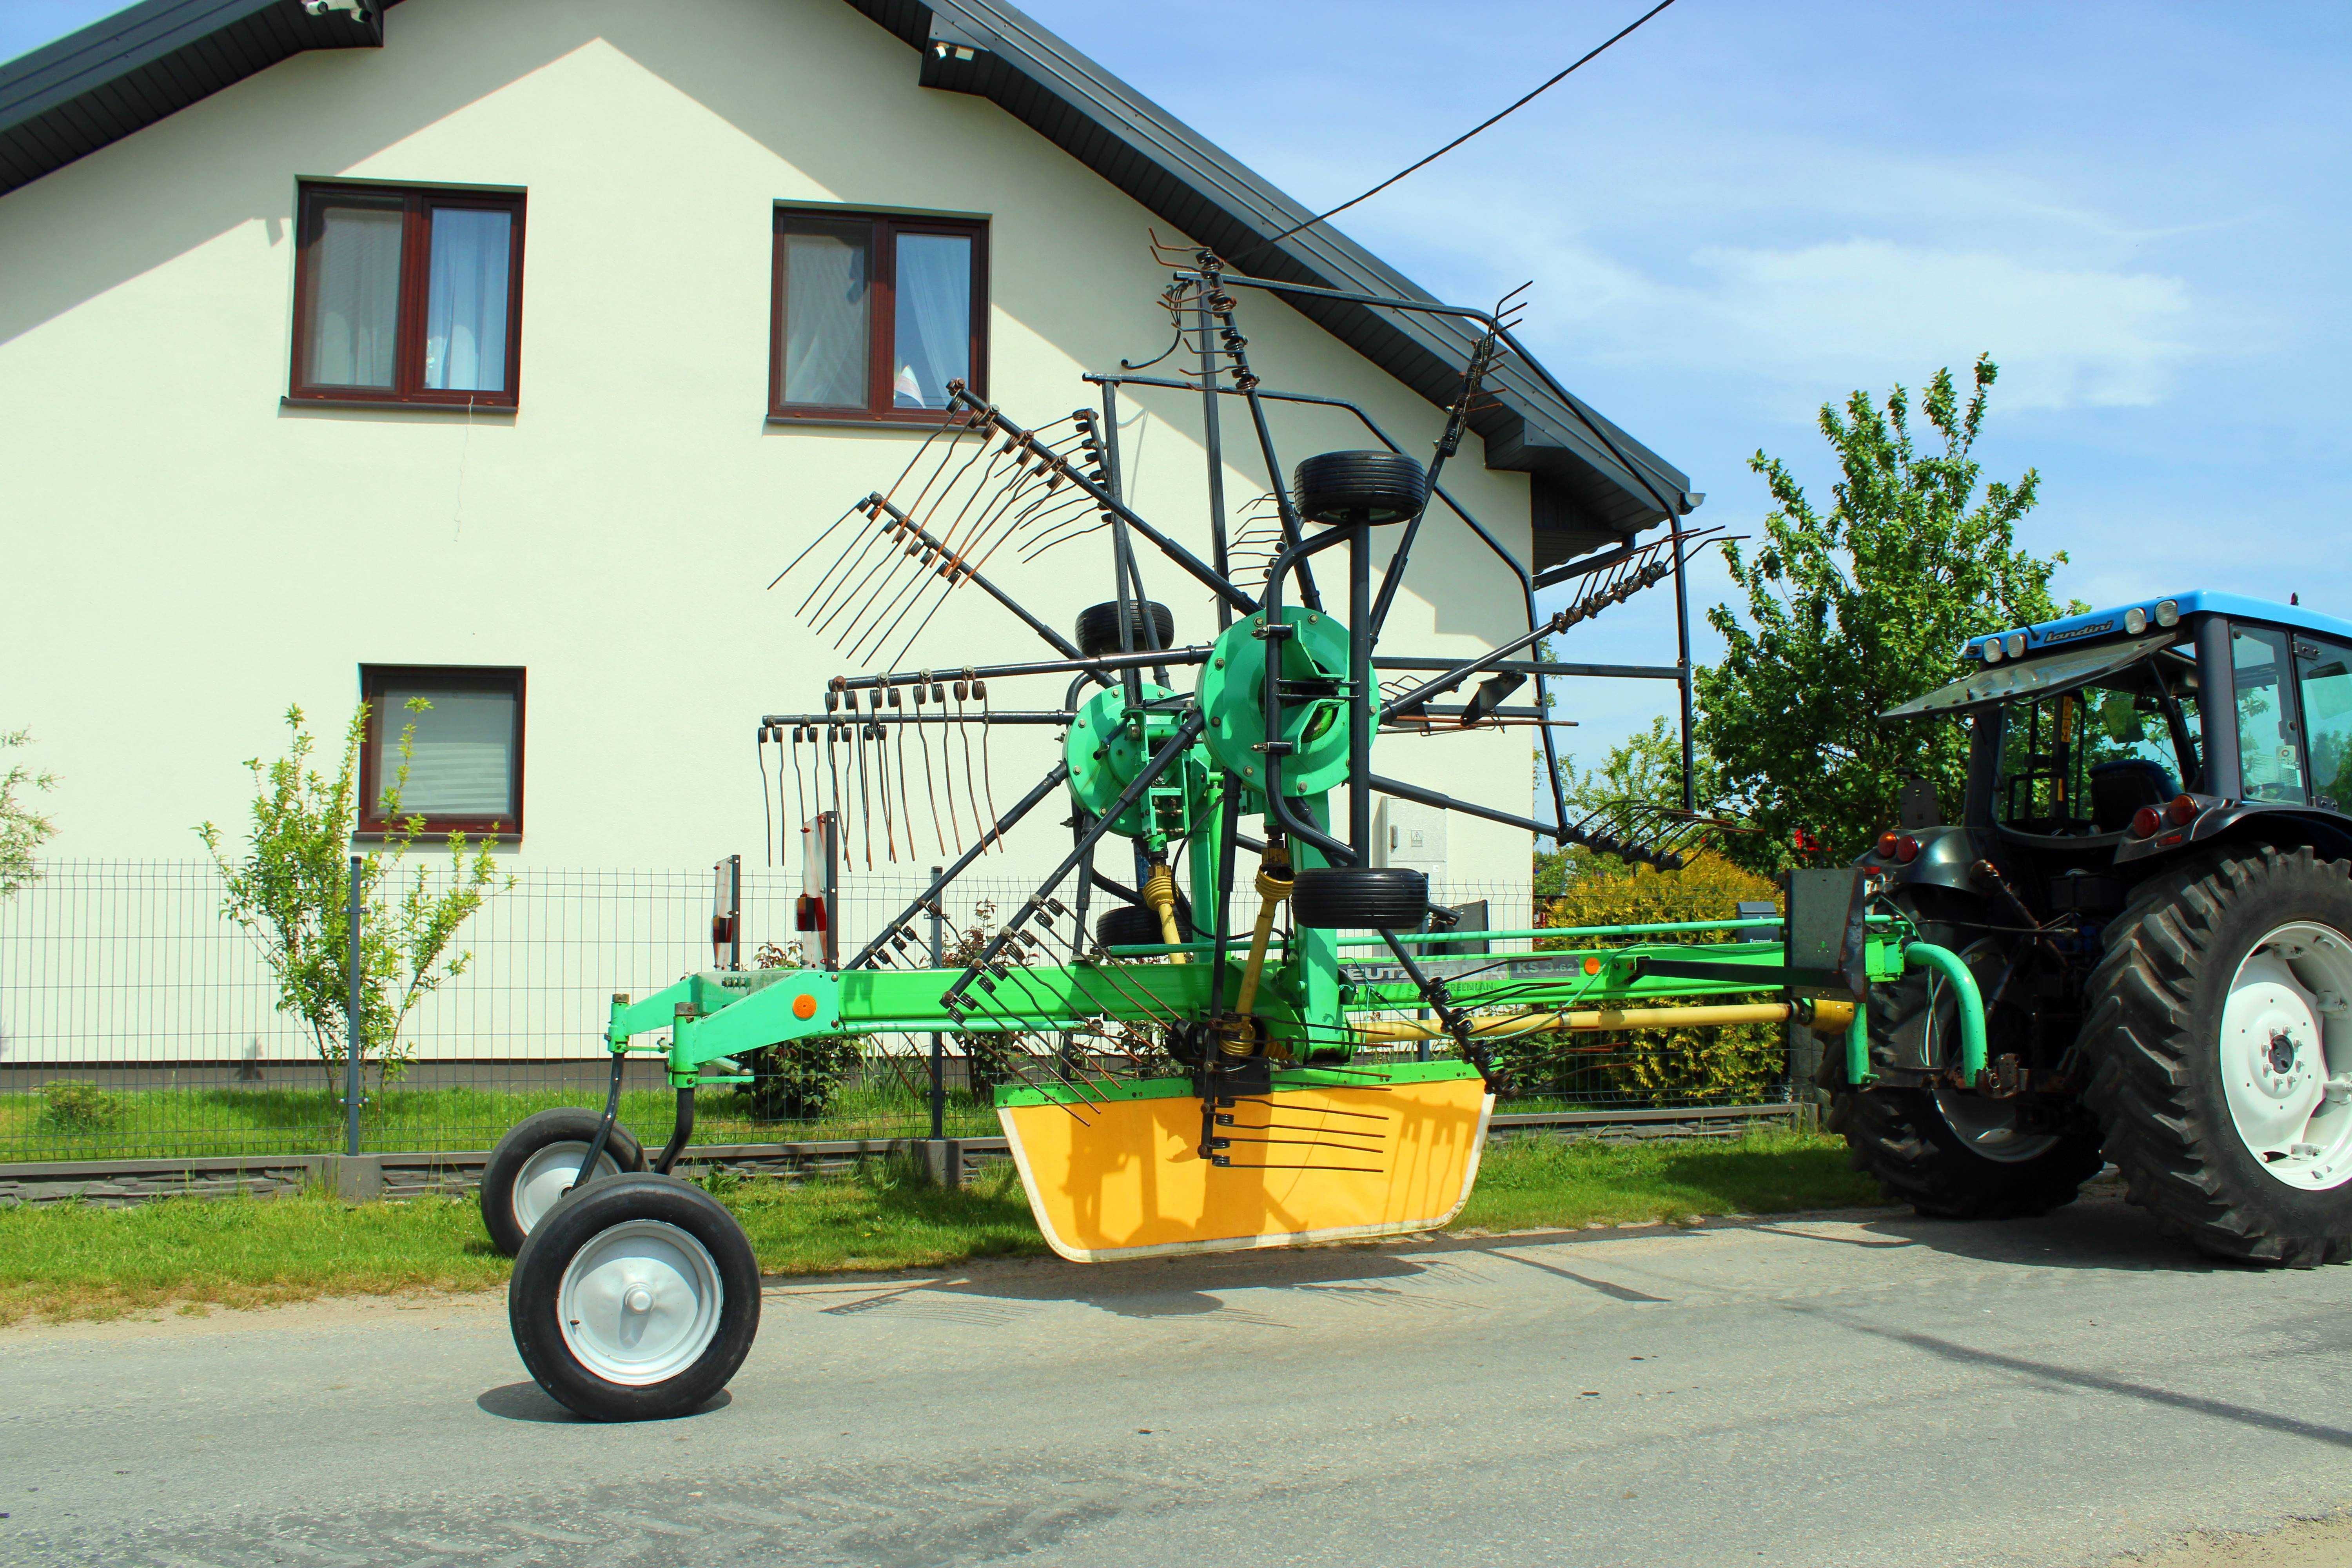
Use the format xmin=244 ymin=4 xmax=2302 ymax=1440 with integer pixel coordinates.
xmin=2114 ymin=800 xmax=2352 ymax=868
xmin=1857 ymin=823 xmax=1980 ymax=898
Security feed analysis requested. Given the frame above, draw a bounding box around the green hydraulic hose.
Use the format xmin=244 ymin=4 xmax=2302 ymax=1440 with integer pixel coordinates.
xmin=1900 ymin=941 xmax=1986 ymax=1081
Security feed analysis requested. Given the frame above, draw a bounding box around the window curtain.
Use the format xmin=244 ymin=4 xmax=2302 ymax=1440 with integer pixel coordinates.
xmin=305 ymin=206 xmax=403 ymax=387
xmin=378 ymin=688 xmax=516 ymax=817
xmin=892 ymin=234 xmax=971 ymax=408
xmin=782 ymin=230 xmax=869 ymax=407
xmin=424 ymin=208 xmax=513 ymax=393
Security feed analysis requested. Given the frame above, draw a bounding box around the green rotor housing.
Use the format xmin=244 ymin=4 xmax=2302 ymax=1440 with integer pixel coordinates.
xmin=1196 ymin=607 xmax=1356 ymax=797
xmin=1063 ymin=682 xmax=1212 ymax=839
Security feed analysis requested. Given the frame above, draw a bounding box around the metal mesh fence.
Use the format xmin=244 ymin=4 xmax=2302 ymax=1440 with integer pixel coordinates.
xmin=0 ymin=861 xmax=1800 ymax=1162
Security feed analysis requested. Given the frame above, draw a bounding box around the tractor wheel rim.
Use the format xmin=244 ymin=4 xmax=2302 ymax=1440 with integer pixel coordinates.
xmin=1926 ymin=938 xmax=2056 ymax=1163
xmin=556 ymin=1220 xmax=723 ymax=1386
xmin=514 ymin=1142 xmax=619 ymax=1236
xmin=2221 ymin=921 xmax=2352 ymax=1191
xmin=1930 ymin=1086 xmax=2057 ymax=1163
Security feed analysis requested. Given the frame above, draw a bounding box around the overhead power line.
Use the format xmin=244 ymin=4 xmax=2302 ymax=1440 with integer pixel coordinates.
xmin=1249 ymin=0 xmax=1681 ymax=254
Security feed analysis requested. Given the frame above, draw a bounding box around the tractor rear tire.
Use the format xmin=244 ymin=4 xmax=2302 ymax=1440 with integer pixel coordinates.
xmin=1291 ymin=866 xmax=1428 ymax=930
xmin=1292 ymin=451 xmax=1429 ymax=527
xmin=1075 ymin=601 xmax=1174 ymax=659
xmin=1824 ymin=892 xmax=2103 ymax=1220
xmin=2081 ymin=846 xmax=2352 ymax=1267
xmin=509 ymin=1172 xmax=761 ymax=1422
xmin=482 ymin=1108 xmax=647 ymax=1258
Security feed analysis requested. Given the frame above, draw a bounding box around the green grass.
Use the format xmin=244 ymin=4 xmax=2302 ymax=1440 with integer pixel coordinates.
xmin=0 ymin=1133 xmax=1880 ymax=1325
xmin=0 ymin=1081 xmax=1003 ymax=1163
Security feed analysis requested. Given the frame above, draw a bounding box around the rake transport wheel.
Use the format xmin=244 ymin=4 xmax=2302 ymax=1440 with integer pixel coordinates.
xmin=1825 ymin=892 xmax=2103 ymax=1220
xmin=509 ymin=1172 xmax=762 ymax=1421
xmin=481 ymin=1108 xmax=648 ymax=1257
xmin=2082 ymin=846 xmax=2352 ymax=1267
xmin=1074 ymin=600 xmax=1175 ymax=659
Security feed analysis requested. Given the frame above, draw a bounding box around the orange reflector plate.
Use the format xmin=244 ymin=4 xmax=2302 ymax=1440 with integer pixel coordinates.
xmin=998 ymin=1069 xmax=1492 ymax=1263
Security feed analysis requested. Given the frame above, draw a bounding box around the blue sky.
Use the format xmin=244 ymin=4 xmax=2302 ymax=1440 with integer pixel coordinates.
xmin=8 ymin=0 xmax=2347 ymax=771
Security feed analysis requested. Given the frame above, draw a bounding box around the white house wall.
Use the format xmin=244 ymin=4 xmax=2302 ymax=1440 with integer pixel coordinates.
xmin=0 ymin=0 xmax=1537 ymax=896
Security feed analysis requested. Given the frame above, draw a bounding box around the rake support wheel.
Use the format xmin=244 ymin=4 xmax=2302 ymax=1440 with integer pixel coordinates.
xmin=1075 ymin=601 xmax=1175 ymax=659
xmin=1096 ymin=896 xmax=1194 ymax=947
xmin=1291 ymin=866 xmax=1428 ymax=930
xmin=1292 ymin=451 xmax=1429 ymax=527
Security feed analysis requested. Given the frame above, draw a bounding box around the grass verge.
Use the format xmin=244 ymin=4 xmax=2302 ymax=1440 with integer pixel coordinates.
xmin=0 ymin=1132 xmax=1878 ymax=1326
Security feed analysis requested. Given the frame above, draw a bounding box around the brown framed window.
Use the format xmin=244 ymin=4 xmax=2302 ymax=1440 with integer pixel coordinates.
xmin=358 ymin=665 xmax=526 ymax=838
xmin=769 ymin=208 xmax=987 ymax=421
xmin=290 ymin=183 xmax=526 ymax=407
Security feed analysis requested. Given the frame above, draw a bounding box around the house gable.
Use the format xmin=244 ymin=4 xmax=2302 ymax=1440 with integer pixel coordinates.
xmin=0 ymin=0 xmax=1691 ymax=559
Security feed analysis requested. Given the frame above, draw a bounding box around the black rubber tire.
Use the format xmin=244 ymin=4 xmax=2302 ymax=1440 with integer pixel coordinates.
xmin=1292 ymin=450 xmax=1429 ymax=527
xmin=481 ymin=1107 xmax=647 ymax=1258
xmin=1291 ymin=866 xmax=1428 ymax=930
xmin=1824 ymin=890 xmax=2103 ymax=1219
xmin=1074 ymin=601 xmax=1175 ymax=659
xmin=2082 ymin=845 xmax=2352 ymax=1267
xmin=1096 ymin=895 xmax=1194 ymax=947
xmin=509 ymin=1172 xmax=762 ymax=1422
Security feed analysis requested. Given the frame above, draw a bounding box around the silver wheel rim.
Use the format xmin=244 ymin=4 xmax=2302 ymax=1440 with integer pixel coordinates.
xmin=1913 ymin=938 xmax=2058 ymax=1163
xmin=513 ymin=1141 xmax=620 ymax=1237
xmin=1931 ymin=1085 xmax=2057 ymax=1164
xmin=2221 ymin=921 xmax=2352 ymax=1191
xmin=557 ymin=1219 xmax=724 ymax=1387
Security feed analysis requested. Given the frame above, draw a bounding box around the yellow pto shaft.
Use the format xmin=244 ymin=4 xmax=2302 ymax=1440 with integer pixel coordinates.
xmin=1355 ymin=997 xmax=1856 ymax=1044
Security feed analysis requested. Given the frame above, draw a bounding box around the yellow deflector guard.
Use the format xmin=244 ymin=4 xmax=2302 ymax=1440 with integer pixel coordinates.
xmin=998 ymin=1063 xmax=1492 ymax=1262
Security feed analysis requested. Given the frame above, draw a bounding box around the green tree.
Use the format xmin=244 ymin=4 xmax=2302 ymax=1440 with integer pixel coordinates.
xmin=0 ymin=729 xmax=57 ymax=900
xmin=198 ymin=702 xmax=509 ymax=1096
xmin=1697 ymin=355 xmax=2071 ymax=868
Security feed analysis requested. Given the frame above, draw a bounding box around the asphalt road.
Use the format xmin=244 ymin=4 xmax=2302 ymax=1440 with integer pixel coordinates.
xmin=7 ymin=1193 xmax=2352 ymax=1567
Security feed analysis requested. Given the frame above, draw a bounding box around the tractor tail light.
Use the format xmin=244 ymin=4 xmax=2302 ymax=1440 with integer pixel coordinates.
xmin=1875 ymin=831 xmax=1920 ymax=864
xmin=2168 ymin=793 xmax=2198 ymax=825
xmin=2132 ymin=806 xmax=2163 ymax=839
xmin=1876 ymin=831 xmax=1900 ymax=859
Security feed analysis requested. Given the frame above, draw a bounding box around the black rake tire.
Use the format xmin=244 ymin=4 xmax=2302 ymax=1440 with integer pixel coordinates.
xmin=1290 ymin=866 xmax=1428 ymax=930
xmin=2082 ymin=845 xmax=2352 ymax=1267
xmin=509 ymin=1172 xmax=762 ymax=1423
xmin=1096 ymin=895 xmax=1194 ymax=947
xmin=1074 ymin=601 xmax=1175 ymax=659
xmin=1824 ymin=891 xmax=2103 ymax=1220
xmin=1292 ymin=450 xmax=1429 ymax=527
xmin=481 ymin=1108 xmax=647 ymax=1258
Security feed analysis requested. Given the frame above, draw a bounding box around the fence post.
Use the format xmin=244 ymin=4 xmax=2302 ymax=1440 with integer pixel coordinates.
xmin=928 ymin=867 xmax=945 ymax=1142
xmin=345 ymin=853 xmax=363 ymax=1158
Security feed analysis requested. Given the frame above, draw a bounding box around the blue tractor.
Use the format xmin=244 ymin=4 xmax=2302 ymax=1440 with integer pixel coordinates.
xmin=1832 ymin=592 xmax=2352 ymax=1265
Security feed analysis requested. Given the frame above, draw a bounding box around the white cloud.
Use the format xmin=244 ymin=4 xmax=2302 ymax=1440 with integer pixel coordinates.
xmin=1679 ymin=238 xmax=2196 ymax=410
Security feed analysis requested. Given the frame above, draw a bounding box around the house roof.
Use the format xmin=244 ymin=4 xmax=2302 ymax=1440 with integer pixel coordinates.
xmin=0 ymin=0 xmax=1696 ymax=562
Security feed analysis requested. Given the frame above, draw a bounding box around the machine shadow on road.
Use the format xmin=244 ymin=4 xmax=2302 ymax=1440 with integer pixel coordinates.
xmin=1769 ymin=1194 xmax=2247 ymax=1277
xmin=475 ymin=1381 xmax=733 ymax=1423
xmin=757 ymin=1194 xmax=2256 ymax=1325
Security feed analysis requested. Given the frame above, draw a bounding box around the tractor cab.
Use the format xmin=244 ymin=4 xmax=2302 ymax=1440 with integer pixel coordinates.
xmin=1880 ymin=592 xmax=2352 ymax=914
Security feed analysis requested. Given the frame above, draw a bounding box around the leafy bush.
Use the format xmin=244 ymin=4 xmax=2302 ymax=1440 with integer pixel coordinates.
xmin=196 ymin=703 xmax=508 ymax=1096
xmin=746 ymin=1035 xmax=863 ymax=1123
xmin=1 ymin=728 xmax=57 ymax=902
xmin=1501 ymin=854 xmax=1788 ymax=1106
xmin=37 ymin=1080 xmax=124 ymax=1131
